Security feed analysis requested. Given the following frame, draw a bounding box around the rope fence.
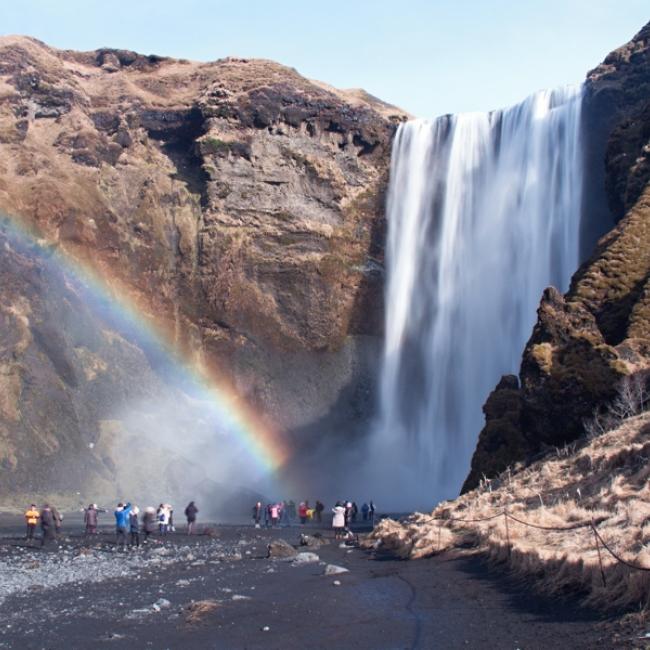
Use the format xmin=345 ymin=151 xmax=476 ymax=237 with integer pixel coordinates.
xmin=426 ymin=508 xmax=650 ymax=579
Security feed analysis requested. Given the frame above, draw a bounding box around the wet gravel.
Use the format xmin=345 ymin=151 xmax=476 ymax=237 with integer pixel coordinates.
xmin=0 ymin=517 xmax=630 ymax=649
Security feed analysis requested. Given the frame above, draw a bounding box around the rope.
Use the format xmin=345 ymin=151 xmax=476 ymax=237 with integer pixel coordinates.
xmin=431 ymin=508 xmax=650 ymax=575
xmin=505 ymin=511 xmax=592 ymax=532
xmin=590 ymin=522 xmax=650 ymax=572
xmin=432 ymin=511 xmax=504 ymax=524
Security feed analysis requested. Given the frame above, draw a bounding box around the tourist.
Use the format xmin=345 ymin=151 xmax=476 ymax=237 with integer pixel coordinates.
xmin=114 ymin=502 xmax=132 ymax=548
xmin=185 ymin=501 xmax=198 ymax=534
xmin=157 ymin=504 xmax=168 ymax=535
xmin=298 ymin=501 xmax=308 ymax=525
xmin=24 ymin=504 xmax=39 ymax=542
xmin=40 ymin=504 xmax=55 ymax=546
xmin=344 ymin=501 xmax=353 ymax=526
xmin=332 ymin=501 xmax=346 ymax=540
xmin=142 ymin=506 xmax=157 ymax=541
xmin=51 ymin=505 xmax=63 ymax=538
xmin=264 ymin=503 xmax=271 ymax=528
xmin=280 ymin=500 xmax=290 ymax=527
xmin=129 ymin=506 xmax=140 ymax=548
xmin=252 ymin=501 xmax=262 ymax=527
xmin=165 ymin=503 xmax=175 ymax=532
xmin=369 ymin=501 xmax=376 ymax=525
xmin=287 ymin=500 xmax=297 ymax=522
xmin=315 ymin=500 xmax=324 ymax=523
xmin=84 ymin=503 xmax=99 ymax=535
xmin=351 ymin=502 xmax=358 ymax=522
xmin=270 ymin=502 xmax=280 ymax=527
xmin=361 ymin=502 xmax=369 ymax=521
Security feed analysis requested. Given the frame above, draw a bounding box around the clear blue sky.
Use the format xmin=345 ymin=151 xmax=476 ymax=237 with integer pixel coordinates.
xmin=1 ymin=1 xmax=648 ymax=118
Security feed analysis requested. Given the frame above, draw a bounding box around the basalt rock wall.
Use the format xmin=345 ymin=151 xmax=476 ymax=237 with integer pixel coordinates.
xmin=0 ymin=37 xmax=406 ymax=500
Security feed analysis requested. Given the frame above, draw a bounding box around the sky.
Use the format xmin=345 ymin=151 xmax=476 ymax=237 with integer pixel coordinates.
xmin=1 ymin=1 xmax=648 ymax=118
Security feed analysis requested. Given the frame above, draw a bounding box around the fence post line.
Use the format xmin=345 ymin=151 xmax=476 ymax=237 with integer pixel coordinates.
xmin=591 ymin=521 xmax=607 ymax=587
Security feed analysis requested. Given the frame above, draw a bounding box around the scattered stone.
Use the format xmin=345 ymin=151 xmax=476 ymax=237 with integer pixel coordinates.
xmin=175 ymin=579 xmax=190 ymax=587
xmin=267 ymin=539 xmax=297 ymax=559
xmin=333 ymin=580 xmax=342 ymax=586
xmin=291 ymin=552 xmax=320 ymax=566
xmin=324 ymin=564 xmax=349 ymax=576
xmin=299 ymin=533 xmax=328 ymax=548
xmin=262 ymin=626 xmax=270 ymax=632
xmin=231 ymin=594 xmax=251 ymax=601
xmin=152 ymin=598 xmax=171 ymax=612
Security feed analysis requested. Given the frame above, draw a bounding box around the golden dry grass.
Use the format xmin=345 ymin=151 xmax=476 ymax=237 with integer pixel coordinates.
xmin=369 ymin=412 xmax=650 ymax=611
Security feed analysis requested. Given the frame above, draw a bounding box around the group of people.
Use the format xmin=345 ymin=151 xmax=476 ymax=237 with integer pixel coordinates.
xmin=23 ymin=500 xmax=199 ymax=547
xmin=252 ymin=499 xmax=376 ymax=533
xmin=23 ymin=503 xmax=64 ymax=546
xmin=109 ymin=501 xmax=199 ymax=547
xmin=331 ymin=500 xmax=375 ymax=539
xmin=252 ymin=500 xmax=328 ymax=527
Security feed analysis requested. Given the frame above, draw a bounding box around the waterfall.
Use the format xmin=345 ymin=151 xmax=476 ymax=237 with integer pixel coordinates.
xmin=377 ymin=86 xmax=584 ymax=508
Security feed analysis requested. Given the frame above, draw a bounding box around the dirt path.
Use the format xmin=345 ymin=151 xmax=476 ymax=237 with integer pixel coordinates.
xmin=0 ymin=519 xmax=628 ymax=649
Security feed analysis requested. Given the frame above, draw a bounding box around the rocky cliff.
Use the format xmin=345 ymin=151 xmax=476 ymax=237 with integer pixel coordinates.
xmin=0 ymin=36 xmax=405 ymax=502
xmin=463 ymin=22 xmax=650 ymax=492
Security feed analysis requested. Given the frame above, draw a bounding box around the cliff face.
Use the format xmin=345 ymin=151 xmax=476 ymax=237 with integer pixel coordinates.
xmin=0 ymin=37 xmax=405 ymax=500
xmin=463 ymin=23 xmax=650 ymax=492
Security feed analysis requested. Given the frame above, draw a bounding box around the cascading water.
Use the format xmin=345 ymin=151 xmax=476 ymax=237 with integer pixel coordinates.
xmin=377 ymin=86 xmax=584 ymax=508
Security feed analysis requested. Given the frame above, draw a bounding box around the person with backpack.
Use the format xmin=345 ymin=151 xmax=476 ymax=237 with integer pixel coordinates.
xmin=40 ymin=504 xmax=55 ymax=546
xmin=361 ymin=502 xmax=370 ymax=521
xmin=114 ymin=502 xmax=132 ymax=549
xmin=185 ymin=501 xmax=198 ymax=535
xmin=24 ymin=504 xmax=39 ymax=542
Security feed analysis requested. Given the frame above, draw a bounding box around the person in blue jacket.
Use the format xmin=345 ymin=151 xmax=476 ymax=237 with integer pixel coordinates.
xmin=114 ymin=502 xmax=132 ymax=549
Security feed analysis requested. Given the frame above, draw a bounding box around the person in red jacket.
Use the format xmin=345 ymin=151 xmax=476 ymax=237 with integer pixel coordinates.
xmin=298 ymin=501 xmax=308 ymax=525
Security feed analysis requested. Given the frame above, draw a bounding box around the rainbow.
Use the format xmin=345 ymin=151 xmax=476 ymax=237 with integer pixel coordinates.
xmin=0 ymin=211 xmax=290 ymax=475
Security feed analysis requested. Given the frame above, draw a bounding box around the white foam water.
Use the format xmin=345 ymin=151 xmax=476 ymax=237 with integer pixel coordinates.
xmin=376 ymin=86 xmax=584 ymax=508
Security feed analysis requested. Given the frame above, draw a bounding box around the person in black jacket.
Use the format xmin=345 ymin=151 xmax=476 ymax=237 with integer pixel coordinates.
xmin=40 ymin=504 xmax=55 ymax=546
xmin=185 ymin=501 xmax=198 ymax=535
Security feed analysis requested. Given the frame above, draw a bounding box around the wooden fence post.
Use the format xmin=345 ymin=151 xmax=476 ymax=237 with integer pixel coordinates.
xmin=592 ymin=521 xmax=607 ymax=587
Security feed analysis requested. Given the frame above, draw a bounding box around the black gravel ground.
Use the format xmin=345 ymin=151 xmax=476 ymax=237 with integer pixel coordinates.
xmin=0 ymin=513 xmax=637 ymax=649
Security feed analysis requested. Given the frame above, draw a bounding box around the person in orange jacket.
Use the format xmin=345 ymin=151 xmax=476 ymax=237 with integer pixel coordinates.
xmin=24 ymin=504 xmax=39 ymax=542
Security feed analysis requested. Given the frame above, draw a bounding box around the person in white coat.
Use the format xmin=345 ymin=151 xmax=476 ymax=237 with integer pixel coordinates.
xmin=332 ymin=501 xmax=346 ymax=540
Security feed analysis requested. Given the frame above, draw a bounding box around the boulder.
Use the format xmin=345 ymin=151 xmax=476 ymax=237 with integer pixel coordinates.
xmin=266 ymin=539 xmax=297 ymax=558
xmin=291 ymin=552 xmax=320 ymax=566
xmin=324 ymin=564 xmax=349 ymax=575
xmin=299 ymin=533 xmax=328 ymax=548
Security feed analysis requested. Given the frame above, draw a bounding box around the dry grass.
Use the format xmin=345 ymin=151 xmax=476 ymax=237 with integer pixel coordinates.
xmin=369 ymin=411 xmax=650 ymax=611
